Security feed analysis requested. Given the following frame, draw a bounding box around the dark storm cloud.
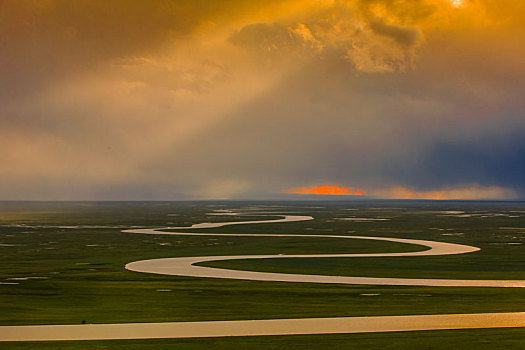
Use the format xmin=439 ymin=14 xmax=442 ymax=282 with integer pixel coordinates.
xmin=391 ymin=132 xmax=525 ymax=193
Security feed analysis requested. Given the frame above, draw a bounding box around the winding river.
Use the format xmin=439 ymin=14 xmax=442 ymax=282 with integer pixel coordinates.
xmin=124 ymin=215 xmax=525 ymax=288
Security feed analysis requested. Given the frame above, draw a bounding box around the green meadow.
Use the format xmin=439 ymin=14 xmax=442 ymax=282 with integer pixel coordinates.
xmin=0 ymin=201 xmax=524 ymax=348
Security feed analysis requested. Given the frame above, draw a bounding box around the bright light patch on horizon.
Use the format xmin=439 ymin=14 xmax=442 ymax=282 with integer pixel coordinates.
xmin=284 ymin=185 xmax=365 ymax=196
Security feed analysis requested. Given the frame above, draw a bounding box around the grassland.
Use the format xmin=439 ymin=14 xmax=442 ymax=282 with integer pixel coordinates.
xmin=2 ymin=328 xmax=525 ymax=350
xmin=0 ymin=201 xmax=524 ymax=348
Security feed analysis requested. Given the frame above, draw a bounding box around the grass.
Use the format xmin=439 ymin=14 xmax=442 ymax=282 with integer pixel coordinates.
xmin=0 ymin=200 xmax=524 ymax=348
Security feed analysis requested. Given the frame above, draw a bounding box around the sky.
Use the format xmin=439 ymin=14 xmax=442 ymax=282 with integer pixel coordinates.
xmin=0 ymin=0 xmax=524 ymax=200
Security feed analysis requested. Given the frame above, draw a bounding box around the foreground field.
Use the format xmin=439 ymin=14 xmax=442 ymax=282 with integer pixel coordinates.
xmin=0 ymin=201 xmax=524 ymax=347
xmin=3 ymin=328 xmax=525 ymax=350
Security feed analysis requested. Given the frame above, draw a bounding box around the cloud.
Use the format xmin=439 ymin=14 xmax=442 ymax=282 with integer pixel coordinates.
xmin=369 ymin=21 xmax=421 ymax=46
xmin=0 ymin=1 xmax=200 ymax=101
xmin=230 ymin=22 xmax=321 ymax=55
xmin=229 ymin=0 xmax=430 ymax=73
xmin=372 ymin=185 xmax=519 ymax=200
xmin=0 ymin=0 xmax=523 ymax=200
xmin=380 ymin=132 xmax=525 ymax=192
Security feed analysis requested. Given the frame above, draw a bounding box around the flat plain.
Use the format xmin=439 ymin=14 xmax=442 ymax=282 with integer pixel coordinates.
xmin=0 ymin=201 xmax=524 ymax=348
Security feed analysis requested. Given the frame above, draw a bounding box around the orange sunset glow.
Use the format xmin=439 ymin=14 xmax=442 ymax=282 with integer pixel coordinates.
xmin=284 ymin=185 xmax=365 ymax=196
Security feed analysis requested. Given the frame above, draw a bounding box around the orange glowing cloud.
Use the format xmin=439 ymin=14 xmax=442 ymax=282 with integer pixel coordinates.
xmin=284 ymin=185 xmax=365 ymax=196
xmin=371 ymin=186 xmax=518 ymax=200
